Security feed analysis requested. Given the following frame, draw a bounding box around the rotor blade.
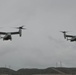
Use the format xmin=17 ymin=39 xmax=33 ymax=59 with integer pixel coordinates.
xmin=13 ymin=25 xmax=26 ymax=30
xmin=60 ymin=31 xmax=68 ymax=33
xmin=22 ymin=28 xmax=26 ymax=29
xmin=21 ymin=25 xmax=25 ymax=27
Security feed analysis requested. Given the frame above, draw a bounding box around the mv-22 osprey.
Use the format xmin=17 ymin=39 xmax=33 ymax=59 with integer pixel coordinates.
xmin=0 ymin=26 xmax=26 ymax=41
xmin=61 ymin=31 xmax=76 ymax=42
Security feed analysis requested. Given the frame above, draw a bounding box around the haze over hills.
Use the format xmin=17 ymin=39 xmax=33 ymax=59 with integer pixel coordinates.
xmin=0 ymin=67 xmax=76 ymax=75
xmin=0 ymin=0 xmax=76 ymax=73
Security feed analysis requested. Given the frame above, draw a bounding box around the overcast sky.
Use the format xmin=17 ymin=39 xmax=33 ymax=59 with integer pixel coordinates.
xmin=0 ymin=0 xmax=76 ymax=70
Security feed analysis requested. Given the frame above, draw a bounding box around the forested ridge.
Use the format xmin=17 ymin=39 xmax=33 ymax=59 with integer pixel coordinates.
xmin=0 ymin=67 xmax=76 ymax=75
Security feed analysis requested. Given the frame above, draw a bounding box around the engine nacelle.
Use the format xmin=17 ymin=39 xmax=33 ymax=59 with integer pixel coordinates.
xmin=19 ymin=29 xmax=22 ymax=37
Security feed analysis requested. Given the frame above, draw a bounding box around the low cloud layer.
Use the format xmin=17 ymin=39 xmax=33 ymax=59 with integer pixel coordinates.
xmin=0 ymin=0 xmax=76 ymax=70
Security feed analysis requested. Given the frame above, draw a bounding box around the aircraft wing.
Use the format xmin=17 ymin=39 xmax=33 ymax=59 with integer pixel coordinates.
xmin=66 ymin=35 xmax=75 ymax=38
xmin=11 ymin=32 xmax=19 ymax=35
xmin=0 ymin=32 xmax=19 ymax=35
xmin=0 ymin=32 xmax=7 ymax=35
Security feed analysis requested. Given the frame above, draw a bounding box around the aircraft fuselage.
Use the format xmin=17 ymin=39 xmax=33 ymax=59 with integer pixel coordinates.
xmin=70 ymin=38 xmax=76 ymax=42
xmin=3 ymin=34 xmax=12 ymax=41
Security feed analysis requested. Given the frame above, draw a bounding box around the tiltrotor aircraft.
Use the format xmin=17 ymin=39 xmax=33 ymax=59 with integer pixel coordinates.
xmin=61 ymin=31 xmax=76 ymax=42
xmin=0 ymin=26 xmax=26 ymax=41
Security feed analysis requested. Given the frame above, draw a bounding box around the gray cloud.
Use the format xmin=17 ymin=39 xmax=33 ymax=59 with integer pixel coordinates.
xmin=0 ymin=0 xmax=76 ymax=70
